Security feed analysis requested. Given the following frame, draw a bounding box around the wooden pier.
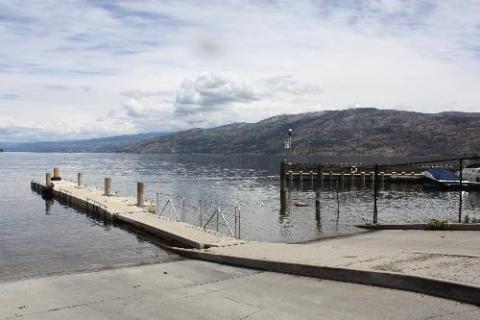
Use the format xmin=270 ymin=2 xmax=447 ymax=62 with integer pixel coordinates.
xmin=285 ymin=170 xmax=423 ymax=184
xmin=31 ymin=171 xmax=244 ymax=249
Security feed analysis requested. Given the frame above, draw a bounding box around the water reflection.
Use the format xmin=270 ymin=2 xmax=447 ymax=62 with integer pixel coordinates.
xmin=45 ymin=199 xmax=53 ymax=215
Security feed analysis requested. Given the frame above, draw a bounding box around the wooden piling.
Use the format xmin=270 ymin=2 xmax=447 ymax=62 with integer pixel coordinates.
xmin=53 ymin=167 xmax=60 ymax=178
xmin=137 ymin=182 xmax=144 ymax=207
xmin=77 ymin=173 xmax=83 ymax=187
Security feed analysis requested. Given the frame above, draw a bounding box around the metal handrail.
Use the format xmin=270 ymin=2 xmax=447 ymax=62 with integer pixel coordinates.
xmin=155 ymin=192 xmax=185 ymax=220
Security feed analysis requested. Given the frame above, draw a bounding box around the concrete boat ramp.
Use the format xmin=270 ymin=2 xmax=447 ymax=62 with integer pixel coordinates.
xmin=31 ymin=174 xmax=480 ymax=306
xmin=31 ymin=179 xmax=243 ymax=249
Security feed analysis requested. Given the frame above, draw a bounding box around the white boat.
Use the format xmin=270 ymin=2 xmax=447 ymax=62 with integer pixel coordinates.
xmin=422 ymin=168 xmax=480 ymax=190
xmin=463 ymin=163 xmax=480 ymax=183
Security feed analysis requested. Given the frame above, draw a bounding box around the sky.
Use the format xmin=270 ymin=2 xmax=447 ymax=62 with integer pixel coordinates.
xmin=1 ymin=0 xmax=480 ymax=142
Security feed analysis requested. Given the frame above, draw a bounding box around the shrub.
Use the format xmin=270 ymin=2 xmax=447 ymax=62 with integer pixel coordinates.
xmin=425 ymin=219 xmax=449 ymax=231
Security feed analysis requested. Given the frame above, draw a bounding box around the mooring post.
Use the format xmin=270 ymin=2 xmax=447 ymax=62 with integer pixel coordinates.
xmin=373 ymin=164 xmax=379 ymax=224
xmin=380 ymin=171 xmax=385 ymax=187
xmin=280 ymin=161 xmax=287 ymax=213
xmin=459 ymin=158 xmax=464 ymax=223
xmin=53 ymin=167 xmax=60 ymax=179
xmin=104 ymin=177 xmax=112 ymax=196
xmin=46 ymin=172 xmax=51 ymax=187
xmin=361 ymin=171 xmax=366 ymax=188
xmin=137 ymin=182 xmax=144 ymax=207
xmin=77 ymin=172 xmax=82 ymax=187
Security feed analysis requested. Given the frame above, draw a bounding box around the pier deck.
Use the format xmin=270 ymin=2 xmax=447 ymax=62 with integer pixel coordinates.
xmin=31 ymin=180 xmax=244 ymax=249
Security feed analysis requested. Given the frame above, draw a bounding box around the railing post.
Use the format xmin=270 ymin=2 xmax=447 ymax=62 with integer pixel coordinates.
xmin=216 ymin=204 xmax=219 ymax=232
xmin=238 ymin=207 xmax=241 ymax=239
xmin=234 ymin=208 xmax=238 ymax=238
xmin=373 ymin=164 xmax=379 ymax=224
xmin=199 ymin=200 xmax=203 ymax=227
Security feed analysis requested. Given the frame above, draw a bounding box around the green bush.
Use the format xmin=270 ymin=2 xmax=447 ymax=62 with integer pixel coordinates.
xmin=425 ymin=219 xmax=450 ymax=231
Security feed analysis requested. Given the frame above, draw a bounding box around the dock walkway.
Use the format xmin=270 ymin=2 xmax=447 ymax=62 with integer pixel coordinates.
xmin=31 ymin=179 xmax=244 ymax=249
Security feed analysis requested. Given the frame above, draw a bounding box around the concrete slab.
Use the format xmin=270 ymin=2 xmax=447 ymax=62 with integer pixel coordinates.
xmin=0 ymin=260 xmax=478 ymax=320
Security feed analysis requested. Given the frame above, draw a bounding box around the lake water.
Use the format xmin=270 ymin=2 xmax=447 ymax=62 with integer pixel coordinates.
xmin=1 ymin=152 xmax=479 ymax=281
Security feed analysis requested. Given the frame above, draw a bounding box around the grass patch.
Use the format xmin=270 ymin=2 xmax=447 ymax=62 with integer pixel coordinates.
xmin=425 ymin=219 xmax=450 ymax=231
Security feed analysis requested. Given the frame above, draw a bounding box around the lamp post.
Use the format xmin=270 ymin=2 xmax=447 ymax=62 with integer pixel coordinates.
xmin=284 ymin=128 xmax=292 ymax=164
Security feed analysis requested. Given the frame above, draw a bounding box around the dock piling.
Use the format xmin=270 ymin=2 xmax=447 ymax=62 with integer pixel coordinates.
xmin=104 ymin=177 xmax=112 ymax=196
xmin=46 ymin=172 xmax=51 ymax=187
xmin=280 ymin=161 xmax=287 ymax=213
xmin=53 ymin=167 xmax=60 ymax=179
xmin=137 ymin=182 xmax=144 ymax=207
xmin=77 ymin=173 xmax=82 ymax=187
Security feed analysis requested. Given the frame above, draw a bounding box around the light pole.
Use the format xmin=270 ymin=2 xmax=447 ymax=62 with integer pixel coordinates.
xmin=284 ymin=128 xmax=292 ymax=164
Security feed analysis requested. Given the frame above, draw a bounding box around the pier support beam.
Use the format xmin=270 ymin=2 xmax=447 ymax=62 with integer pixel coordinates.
xmin=104 ymin=177 xmax=112 ymax=196
xmin=137 ymin=182 xmax=144 ymax=207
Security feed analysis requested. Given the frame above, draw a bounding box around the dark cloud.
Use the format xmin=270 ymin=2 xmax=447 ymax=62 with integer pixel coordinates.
xmin=174 ymin=74 xmax=258 ymax=115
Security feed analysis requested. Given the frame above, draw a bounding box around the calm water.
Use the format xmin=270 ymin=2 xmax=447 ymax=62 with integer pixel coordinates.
xmin=1 ymin=152 xmax=479 ymax=280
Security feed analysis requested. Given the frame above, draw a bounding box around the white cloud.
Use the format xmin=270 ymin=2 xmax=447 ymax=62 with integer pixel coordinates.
xmin=174 ymin=74 xmax=258 ymax=115
xmin=0 ymin=0 xmax=479 ymax=141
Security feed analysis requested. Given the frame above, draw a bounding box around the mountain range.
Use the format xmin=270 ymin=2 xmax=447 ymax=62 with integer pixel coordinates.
xmin=5 ymin=108 xmax=480 ymax=158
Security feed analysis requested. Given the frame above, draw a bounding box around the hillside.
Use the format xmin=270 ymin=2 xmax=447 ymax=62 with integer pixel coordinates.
xmin=117 ymin=108 xmax=480 ymax=157
xmin=6 ymin=132 xmax=169 ymax=152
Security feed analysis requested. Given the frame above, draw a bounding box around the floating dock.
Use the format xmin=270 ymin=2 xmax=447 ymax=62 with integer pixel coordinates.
xmin=31 ymin=177 xmax=244 ymax=249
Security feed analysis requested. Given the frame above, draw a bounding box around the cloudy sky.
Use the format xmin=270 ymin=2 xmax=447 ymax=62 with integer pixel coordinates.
xmin=1 ymin=0 xmax=479 ymax=142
